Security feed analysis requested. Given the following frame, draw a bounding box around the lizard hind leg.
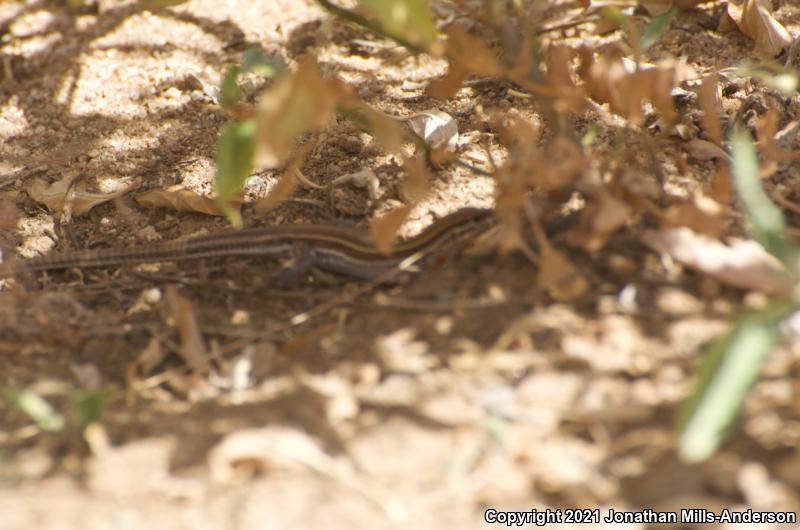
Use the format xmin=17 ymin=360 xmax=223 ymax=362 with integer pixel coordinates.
xmin=263 ymin=243 xmax=316 ymax=285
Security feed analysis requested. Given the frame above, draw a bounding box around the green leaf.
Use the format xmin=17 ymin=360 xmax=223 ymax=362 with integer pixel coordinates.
xmin=641 ymin=8 xmax=677 ymax=50
xmin=729 ymin=127 xmax=792 ymax=264
xmin=242 ymin=48 xmax=286 ymax=78
xmin=678 ymin=302 xmax=792 ymax=463
xmin=215 ymin=119 xmax=255 ymax=227
xmin=357 ymin=0 xmax=439 ymax=50
xmin=74 ymin=390 xmax=106 ymax=428
xmin=219 ymin=66 xmax=242 ymax=110
xmin=3 ymin=387 xmax=65 ymax=432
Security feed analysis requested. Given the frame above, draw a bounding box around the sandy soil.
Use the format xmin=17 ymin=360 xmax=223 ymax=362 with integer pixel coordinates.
xmin=0 ymin=1 xmax=799 ymax=529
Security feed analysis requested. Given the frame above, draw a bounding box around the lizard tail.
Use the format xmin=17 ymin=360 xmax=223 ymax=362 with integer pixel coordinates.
xmin=4 ymin=239 xmax=190 ymax=275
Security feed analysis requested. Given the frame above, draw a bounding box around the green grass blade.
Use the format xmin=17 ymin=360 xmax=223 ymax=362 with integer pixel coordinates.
xmin=729 ymin=127 xmax=793 ymax=265
xmin=678 ymin=303 xmax=792 ymax=462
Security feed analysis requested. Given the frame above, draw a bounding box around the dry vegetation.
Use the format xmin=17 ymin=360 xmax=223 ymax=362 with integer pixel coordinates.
xmin=1 ymin=0 xmax=800 ymax=528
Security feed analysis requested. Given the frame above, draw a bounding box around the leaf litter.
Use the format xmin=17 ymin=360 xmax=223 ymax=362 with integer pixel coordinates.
xmin=2 ymin=0 xmax=800 ymax=528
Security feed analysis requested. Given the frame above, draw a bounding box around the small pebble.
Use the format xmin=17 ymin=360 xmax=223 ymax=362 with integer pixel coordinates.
xmin=340 ymin=135 xmax=362 ymax=155
xmin=144 ymin=288 xmax=162 ymax=304
xmin=231 ymin=310 xmax=250 ymax=325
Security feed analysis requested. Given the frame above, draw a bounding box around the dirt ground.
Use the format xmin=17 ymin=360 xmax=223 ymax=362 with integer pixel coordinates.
xmin=0 ymin=0 xmax=799 ymax=528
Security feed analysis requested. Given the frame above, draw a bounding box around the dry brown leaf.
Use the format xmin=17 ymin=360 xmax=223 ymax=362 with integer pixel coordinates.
xmin=523 ymin=46 xmax=587 ymax=114
xmin=727 ymin=0 xmax=792 ymax=57
xmin=165 ymin=286 xmax=211 ymax=374
xmin=503 ymin=29 xmax=537 ymax=80
xmin=492 ymin=109 xmax=542 ymax=147
xmin=27 ymin=175 xmax=138 ymax=217
xmin=584 ymin=57 xmax=636 ymax=123
xmin=354 ymin=104 xmax=406 ymax=155
xmin=489 ymin=113 xmax=543 ymax=253
xmin=26 ymin=171 xmax=77 ymax=212
xmin=545 ymin=46 xmax=573 ymax=87
xmin=538 ymin=244 xmax=589 ymax=301
xmin=594 ymin=193 xmax=631 ymax=236
xmin=371 ymin=204 xmax=413 ymax=255
xmin=532 ymin=218 xmax=588 ymax=301
xmin=544 ymin=46 xmax=579 ymax=113
xmin=644 ymin=227 xmax=793 ymax=294
xmin=255 ymin=57 xmax=341 ymax=168
xmin=0 ymin=201 xmax=18 ymax=230
xmin=126 ymin=337 xmax=167 ymax=387
xmin=535 ymin=136 xmax=588 ymax=191
xmin=443 ymin=23 xmax=501 ymax=78
xmin=428 ymin=145 xmax=459 ymax=168
xmin=136 ymin=185 xmax=241 ymax=217
xmin=494 ymin=192 xmax=526 ymax=253
xmin=718 ymin=8 xmax=739 ymax=32
xmin=711 ymin=163 xmax=734 ymax=202
xmin=400 ymin=155 xmax=430 ymax=203
xmin=698 ymin=74 xmax=722 ymax=145
xmin=564 ymin=190 xmax=633 ymax=251
xmin=583 ymin=56 xmax=697 ymax=125
xmin=255 ymin=169 xmax=297 ymax=214
xmin=68 ymin=181 xmax=139 ymax=217
xmin=580 ymin=191 xmax=632 ymax=251
xmin=641 ymin=61 xmax=695 ymax=123
xmin=255 ymin=141 xmax=315 ymax=213
xmin=494 ymin=133 xmax=584 ymax=223
xmin=660 ymin=194 xmax=727 ymax=237
xmin=427 ymin=63 xmax=469 ymax=100
xmin=684 ymin=138 xmax=730 ymax=161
